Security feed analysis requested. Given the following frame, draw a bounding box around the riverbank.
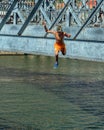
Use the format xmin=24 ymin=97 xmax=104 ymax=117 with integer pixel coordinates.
xmin=0 ymin=51 xmax=24 ymax=55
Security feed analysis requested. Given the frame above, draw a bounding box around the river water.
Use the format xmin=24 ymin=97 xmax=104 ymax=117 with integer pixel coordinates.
xmin=0 ymin=55 xmax=104 ymax=130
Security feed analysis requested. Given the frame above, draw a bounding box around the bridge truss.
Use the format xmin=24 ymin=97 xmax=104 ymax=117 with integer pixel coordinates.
xmin=0 ymin=0 xmax=104 ymax=38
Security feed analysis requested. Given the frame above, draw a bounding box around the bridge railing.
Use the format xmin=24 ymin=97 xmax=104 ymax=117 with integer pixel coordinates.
xmin=0 ymin=1 xmax=10 ymax=18
xmin=0 ymin=0 xmax=104 ymax=27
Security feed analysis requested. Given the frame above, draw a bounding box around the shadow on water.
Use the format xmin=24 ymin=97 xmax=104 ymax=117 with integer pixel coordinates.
xmin=0 ymin=55 xmax=104 ymax=130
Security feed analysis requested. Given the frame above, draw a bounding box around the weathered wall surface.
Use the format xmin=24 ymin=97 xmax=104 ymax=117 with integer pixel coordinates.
xmin=0 ymin=35 xmax=104 ymax=62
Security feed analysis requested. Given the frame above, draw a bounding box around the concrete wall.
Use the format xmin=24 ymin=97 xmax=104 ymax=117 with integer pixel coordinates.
xmin=0 ymin=25 xmax=104 ymax=62
xmin=0 ymin=34 xmax=104 ymax=62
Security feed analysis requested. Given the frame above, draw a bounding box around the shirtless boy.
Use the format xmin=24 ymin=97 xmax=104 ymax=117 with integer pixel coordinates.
xmin=42 ymin=21 xmax=71 ymax=68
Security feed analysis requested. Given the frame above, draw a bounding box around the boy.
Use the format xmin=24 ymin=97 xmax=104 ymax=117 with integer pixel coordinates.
xmin=42 ymin=21 xmax=71 ymax=68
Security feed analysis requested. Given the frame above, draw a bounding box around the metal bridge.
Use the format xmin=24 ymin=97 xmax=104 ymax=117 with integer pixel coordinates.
xmin=0 ymin=0 xmax=104 ymax=36
xmin=0 ymin=0 xmax=104 ymax=61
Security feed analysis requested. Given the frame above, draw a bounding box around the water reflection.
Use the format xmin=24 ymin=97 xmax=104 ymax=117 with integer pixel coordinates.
xmin=0 ymin=55 xmax=104 ymax=130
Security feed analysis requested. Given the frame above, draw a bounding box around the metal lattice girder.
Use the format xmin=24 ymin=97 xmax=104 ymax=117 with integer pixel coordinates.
xmin=40 ymin=0 xmax=56 ymax=26
xmin=68 ymin=5 xmax=82 ymax=26
xmin=16 ymin=10 xmax=25 ymax=24
xmin=39 ymin=7 xmax=52 ymax=26
xmin=18 ymin=0 xmax=44 ymax=36
xmin=13 ymin=3 xmax=25 ymax=24
xmin=44 ymin=0 xmax=72 ymax=37
xmin=64 ymin=0 xmax=82 ymax=26
xmin=0 ymin=0 xmax=18 ymax=30
xmin=74 ymin=0 xmax=104 ymax=39
xmin=80 ymin=0 xmax=87 ymax=6
xmin=46 ymin=0 xmax=56 ymax=10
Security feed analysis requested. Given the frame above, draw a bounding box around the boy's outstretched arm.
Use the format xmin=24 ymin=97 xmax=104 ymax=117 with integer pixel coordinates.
xmin=42 ymin=21 xmax=48 ymax=32
xmin=42 ymin=21 xmax=55 ymax=34
xmin=64 ymin=32 xmax=71 ymax=38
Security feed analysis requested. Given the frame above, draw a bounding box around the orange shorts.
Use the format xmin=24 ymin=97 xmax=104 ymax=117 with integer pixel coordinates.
xmin=54 ymin=42 xmax=66 ymax=54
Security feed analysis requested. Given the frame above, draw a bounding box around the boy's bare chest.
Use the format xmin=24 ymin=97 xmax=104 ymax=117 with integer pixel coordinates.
xmin=55 ymin=33 xmax=64 ymax=40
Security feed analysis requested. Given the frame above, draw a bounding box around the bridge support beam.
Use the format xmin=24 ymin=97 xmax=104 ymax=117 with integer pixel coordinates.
xmin=0 ymin=0 xmax=18 ymax=30
xmin=74 ymin=0 xmax=104 ymax=39
xmin=18 ymin=0 xmax=44 ymax=36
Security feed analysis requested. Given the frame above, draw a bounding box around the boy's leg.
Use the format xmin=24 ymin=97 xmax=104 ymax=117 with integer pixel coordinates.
xmin=54 ymin=43 xmax=60 ymax=68
xmin=54 ymin=45 xmax=59 ymax=63
xmin=55 ymin=50 xmax=59 ymax=64
xmin=61 ymin=47 xmax=66 ymax=55
xmin=54 ymin=50 xmax=59 ymax=68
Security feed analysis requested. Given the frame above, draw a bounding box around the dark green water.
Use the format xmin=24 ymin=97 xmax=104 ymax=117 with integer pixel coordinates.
xmin=0 ymin=55 xmax=104 ymax=130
